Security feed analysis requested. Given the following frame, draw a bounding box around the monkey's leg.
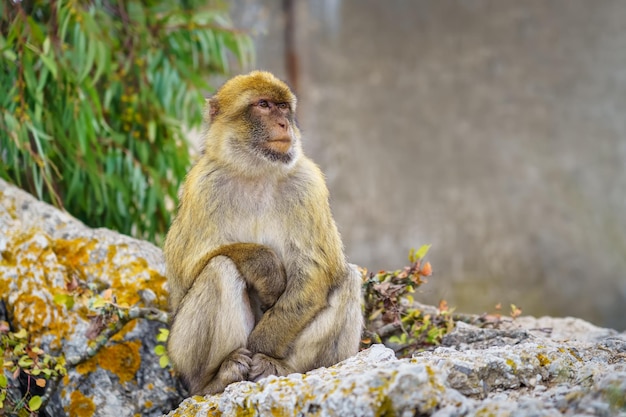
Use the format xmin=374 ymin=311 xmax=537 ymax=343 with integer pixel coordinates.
xmin=249 ymin=265 xmax=363 ymax=382
xmin=168 ymin=256 xmax=256 ymax=395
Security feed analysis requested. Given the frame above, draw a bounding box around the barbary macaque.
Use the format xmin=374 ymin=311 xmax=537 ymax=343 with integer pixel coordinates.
xmin=164 ymin=71 xmax=362 ymax=395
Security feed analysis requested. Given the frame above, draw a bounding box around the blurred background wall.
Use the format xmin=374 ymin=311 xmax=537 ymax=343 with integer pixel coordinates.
xmin=219 ymin=0 xmax=626 ymax=330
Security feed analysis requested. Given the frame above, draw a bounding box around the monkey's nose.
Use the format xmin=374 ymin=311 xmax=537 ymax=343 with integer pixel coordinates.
xmin=278 ymin=122 xmax=286 ymax=129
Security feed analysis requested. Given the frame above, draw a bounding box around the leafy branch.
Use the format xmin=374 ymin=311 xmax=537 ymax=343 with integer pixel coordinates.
xmin=361 ymin=245 xmax=455 ymax=357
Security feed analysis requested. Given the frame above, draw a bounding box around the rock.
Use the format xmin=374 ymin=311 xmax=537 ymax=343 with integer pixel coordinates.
xmin=503 ymin=315 xmax=622 ymax=342
xmin=165 ymin=321 xmax=626 ymax=416
xmin=0 ymin=179 xmax=183 ymax=416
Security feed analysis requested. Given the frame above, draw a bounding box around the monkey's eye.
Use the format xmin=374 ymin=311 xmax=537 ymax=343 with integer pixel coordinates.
xmin=277 ymin=102 xmax=289 ymax=110
xmin=258 ymin=100 xmax=269 ymax=108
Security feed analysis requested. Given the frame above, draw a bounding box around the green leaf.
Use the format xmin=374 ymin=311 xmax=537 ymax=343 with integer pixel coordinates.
xmin=14 ymin=343 xmax=26 ymax=355
xmin=18 ymin=357 xmax=34 ymax=368
xmin=90 ymin=296 xmax=108 ymax=309
xmin=92 ymin=40 xmax=109 ymax=83
xmin=40 ymin=53 xmax=58 ymax=78
xmin=388 ymin=334 xmax=406 ymax=344
xmin=43 ymin=36 xmax=51 ymax=55
xmin=0 ymin=373 xmax=7 ymax=388
xmin=147 ymin=120 xmax=156 ymax=143
xmin=13 ymin=328 xmax=28 ymax=340
xmin=79 ymin=36 xmax=97 ymax=82
xmin=26 ymin=17 xmax=45 ymax=44
xmin=412 ymin=244 xmax=432 ymax=261
xmin=154 ymin=345 xmax=166 ymax=356
xmin=130 ymin=2 xmax=148 ymax=26
xmin=2 ymin=49 xmax=16 ymax=61
xmin=28 ymin=395 xmax=43 ymax=411
xmin=53 ymin=293 xmax=75 ymax=310
xmin=159 ymin=355 xmax=170 ymax=368
xmin=156 ymin=328 xmax=169 ymax=342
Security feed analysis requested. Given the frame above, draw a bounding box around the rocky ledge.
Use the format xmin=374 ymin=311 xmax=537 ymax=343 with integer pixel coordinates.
xmin=166 ymin=318 xmax=625 ymax=417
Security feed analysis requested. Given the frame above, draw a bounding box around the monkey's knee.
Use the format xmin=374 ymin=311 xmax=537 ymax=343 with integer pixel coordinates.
xmin=248 ymin=353 xmax=293 ymax=382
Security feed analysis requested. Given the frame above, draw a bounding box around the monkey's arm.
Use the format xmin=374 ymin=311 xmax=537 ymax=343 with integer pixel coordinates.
xmin=193 ymin=243 xmax=287 ymax=310
xmin=246 ymin=262 xmax=339 ymax=359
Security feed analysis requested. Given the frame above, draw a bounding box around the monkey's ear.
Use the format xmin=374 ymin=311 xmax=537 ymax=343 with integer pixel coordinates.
xmin=208 ymin=98 xmax=219 ymax=121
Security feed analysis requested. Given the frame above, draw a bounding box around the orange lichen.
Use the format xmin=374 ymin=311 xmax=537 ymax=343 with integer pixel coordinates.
xmin=52 ymin=238 xmax=97 ymax=272
xmin=75 ymin=340 xmax=142 ymax=384
xmin=76 ymin=357 xmax=97 ymax=375
xmin=0 ymin=248 xmax=16 ymax=267
xmin=12 ymin=293 xmax=71 ymax=349
xmin=107 ymin=254 xmax=168 ymax=309
xmin=147 ymin=269 xmax=169 ymax=309
xmin=68 ymin=390 xmax=96 ymax=417
xmin=106 ymin=243 xmax=118 ymax=265
xmin=98 ymin=340 xmax=142 ymax=384
xmin=111 ymin=319 xmax=137 ymax=342
xmin=0 ymin=267 xmax=9 ymax=296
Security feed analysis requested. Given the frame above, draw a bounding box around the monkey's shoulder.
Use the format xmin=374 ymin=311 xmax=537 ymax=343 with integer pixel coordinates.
xmin=287 ymin=157 xmax=329 ymax=194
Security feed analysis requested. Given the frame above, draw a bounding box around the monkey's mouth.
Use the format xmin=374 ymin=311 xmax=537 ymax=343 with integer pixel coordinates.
xmin=265 ymin=138 xmax=292 ymax=154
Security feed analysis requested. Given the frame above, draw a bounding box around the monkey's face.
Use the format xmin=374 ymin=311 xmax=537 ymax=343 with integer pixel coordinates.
xmin=207 ymin=71 xmax=301 ymax=170
xmin=247 ymin=98 xmax=298 ymax=165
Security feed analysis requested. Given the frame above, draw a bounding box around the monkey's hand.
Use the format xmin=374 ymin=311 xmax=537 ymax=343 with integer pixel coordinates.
xmin=202 ymin=348 xmax=252 ymax=395
xmin=248 ymin=353 xmax=294 ymax=382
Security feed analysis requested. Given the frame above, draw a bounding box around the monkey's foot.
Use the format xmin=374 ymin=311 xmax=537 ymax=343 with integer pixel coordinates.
xmin=202 ymin=348 xmax=252 ymax=395
xmin=248 ymin=353 xmax=293 ymax=382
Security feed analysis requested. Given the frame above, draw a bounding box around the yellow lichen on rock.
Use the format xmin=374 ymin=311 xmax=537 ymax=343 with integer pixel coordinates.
xmin=12 ymin=292 xmax=71 ymax=348
xmin=76 ymin=356 xmax=98 ymax=375
xmin=107 ymin=254 xmax=168 ymax=309
xmin=77 ymin=340 xmax=142 ymax=384
xmin=67 ymin=389 xmax=96 ymax=417
xmin=99 ymin=340 xmax=142 ymax=384
xmin=1 ymin=229 xmax=75 ymax=348
xmin=111 ymin=319 xmax=138 ymax=342
xmin=536 ymin=353 xmax=551 ymax=367
xmin=52 ymin=238 xmax=97 ymax=273
xmin=506 ymin=358 xmax=517 ymax=372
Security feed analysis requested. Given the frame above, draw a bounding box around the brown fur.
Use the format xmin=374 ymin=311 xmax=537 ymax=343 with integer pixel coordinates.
xmin=164 ymin=71 xmax=362 ymax=395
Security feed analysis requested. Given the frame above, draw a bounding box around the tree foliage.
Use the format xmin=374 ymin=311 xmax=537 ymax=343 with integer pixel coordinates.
xmin=0 ymin=0 xmax=253 ymax=241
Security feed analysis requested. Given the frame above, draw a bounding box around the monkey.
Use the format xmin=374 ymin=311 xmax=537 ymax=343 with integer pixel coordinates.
xmin=163 ymin=70 xmax=363 ymax=396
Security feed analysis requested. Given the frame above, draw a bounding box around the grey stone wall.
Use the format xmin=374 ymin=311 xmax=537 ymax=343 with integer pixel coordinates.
xmin=228 ymin=0 xmax=626 ymax=330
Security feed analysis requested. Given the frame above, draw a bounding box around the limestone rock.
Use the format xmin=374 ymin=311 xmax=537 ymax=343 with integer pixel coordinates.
xmin=0 ymin=179 xmax=182 ymax=416
xmin=166 ymin=323 xmax=626 ymax=417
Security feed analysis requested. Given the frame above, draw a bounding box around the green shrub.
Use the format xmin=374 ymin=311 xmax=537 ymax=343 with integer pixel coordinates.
xmin=0 ymin=0 xmax=253 ymax=241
